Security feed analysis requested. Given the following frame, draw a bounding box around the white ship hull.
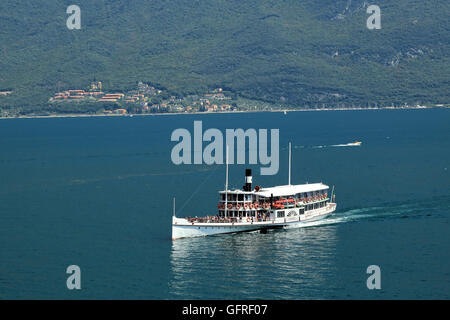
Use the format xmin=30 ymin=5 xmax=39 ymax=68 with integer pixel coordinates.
xmin=172 ymin=203 xmax=336 ymax=240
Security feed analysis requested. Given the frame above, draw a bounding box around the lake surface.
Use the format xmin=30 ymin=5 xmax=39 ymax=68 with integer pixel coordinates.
xmin=0 ymin=109 xmax=449 ymax=299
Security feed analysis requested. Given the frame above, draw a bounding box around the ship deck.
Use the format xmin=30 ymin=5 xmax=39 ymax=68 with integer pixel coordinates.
xmin=173 ymin=203 xmax=336 ymax=227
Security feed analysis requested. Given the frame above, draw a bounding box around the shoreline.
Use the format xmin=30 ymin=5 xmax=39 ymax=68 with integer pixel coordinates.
xmin=0 ymin=105 xmax=447 ymax=120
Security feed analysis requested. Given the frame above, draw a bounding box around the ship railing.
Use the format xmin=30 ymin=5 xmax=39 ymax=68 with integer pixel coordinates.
xmin=185 ymin=203 xmax=335 ymax=224
xmin=186 ymin=216 xmax=273 ymax=224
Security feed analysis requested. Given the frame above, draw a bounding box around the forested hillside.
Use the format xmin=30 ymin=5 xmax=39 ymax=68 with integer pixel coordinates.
xmin=0 ymin=0 xmax=449 ymax=113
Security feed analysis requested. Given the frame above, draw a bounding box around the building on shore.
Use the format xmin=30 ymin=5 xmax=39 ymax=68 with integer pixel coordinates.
xmin=114 ymin=108 xmax=127 ymax=115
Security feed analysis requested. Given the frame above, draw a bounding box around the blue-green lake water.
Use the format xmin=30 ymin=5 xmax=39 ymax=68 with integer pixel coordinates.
xmin=0 ymin=109 xmax=449 ymax=299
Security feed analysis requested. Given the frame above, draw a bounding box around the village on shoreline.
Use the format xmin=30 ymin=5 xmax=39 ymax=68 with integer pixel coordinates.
xmin=47 ymin=81 xmax=237 ymax=115
xmin=0 ymin=80 xmax=448 ymax=119
xmin=1 ymin=105 xmax=447 ymax=121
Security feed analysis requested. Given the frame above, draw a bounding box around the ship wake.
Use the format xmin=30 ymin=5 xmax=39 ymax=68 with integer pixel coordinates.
xmin=298 ymin=197 xmax=448 ymax=228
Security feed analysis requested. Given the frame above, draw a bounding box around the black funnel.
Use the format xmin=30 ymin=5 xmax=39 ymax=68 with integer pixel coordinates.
xmin=243 ymin=169 xmax=252 ymax=191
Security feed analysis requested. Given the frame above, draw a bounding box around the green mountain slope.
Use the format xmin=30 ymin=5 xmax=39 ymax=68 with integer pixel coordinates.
xmin=0 ymin=0 xmax=449 ymax=112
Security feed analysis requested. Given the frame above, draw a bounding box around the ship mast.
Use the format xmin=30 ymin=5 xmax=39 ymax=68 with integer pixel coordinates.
xmin=224 ymin=144 xmax=229 ymax=218
xmin=173 ymin=197 xmax=176 ymax=217
xmin=288 ymin=142 xmax=291 ymax=185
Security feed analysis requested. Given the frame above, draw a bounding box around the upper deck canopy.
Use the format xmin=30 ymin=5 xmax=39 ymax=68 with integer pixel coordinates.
xmin=257 ymin=183 xmax=328 ymax=197
xmin=219 ymin=183 xmax=329 ymax=197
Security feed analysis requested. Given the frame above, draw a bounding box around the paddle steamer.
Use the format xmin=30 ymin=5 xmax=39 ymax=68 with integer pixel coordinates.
xmin=172 ymin=144 xmax=336 ymax=239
